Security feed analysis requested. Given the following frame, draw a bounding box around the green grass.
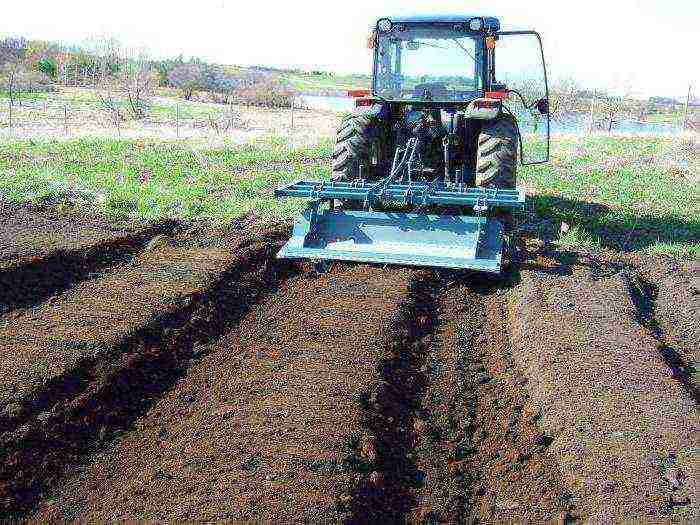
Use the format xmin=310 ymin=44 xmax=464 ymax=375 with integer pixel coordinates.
xmin=644 ymin=111 xmax=684 ymax=125
xmin=148 ymin=99 xmax=232 ymax=121
xmin=0 ymin=90 xmax=53 ymax=102
xmin=0 ymin=135 xmax=697 ymax=259
xmin=278 ymin=71 xmax=371 ymax=93
xmin=521 ymin=136 xmax=699 ymax=258
xmin=0 ymin=137 xmax=333 ymax=223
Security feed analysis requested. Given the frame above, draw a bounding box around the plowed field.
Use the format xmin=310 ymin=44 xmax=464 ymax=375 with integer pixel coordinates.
xmin=1 ymin=204 xmax=697 ymax=522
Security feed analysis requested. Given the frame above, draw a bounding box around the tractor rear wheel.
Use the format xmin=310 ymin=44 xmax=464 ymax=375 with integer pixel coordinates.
xmin=331 ymin=105 xmax=383 ymax=182
xmin=475 ymin=118 xmax=518 ymax=189
xmin=475 ymin=118 xmax=520 ymax=269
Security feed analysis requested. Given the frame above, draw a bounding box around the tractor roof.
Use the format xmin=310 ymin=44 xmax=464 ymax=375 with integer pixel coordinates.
xmin=379 ymin=14 xmax=500 ymax=32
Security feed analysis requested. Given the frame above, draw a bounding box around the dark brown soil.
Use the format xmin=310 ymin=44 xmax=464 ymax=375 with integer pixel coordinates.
xmin=0 ymin=205 xmax=696 ymax=522
xmin=0 ymin=201 xmax=179 ymax=313
xmin=22 ymin=263 xmax=416 ymax=521
xmin=511 ymin=248 xmax=698 ymax=522
xmin=400 ymin=276 xmax=573 ymax=523
xmin=0 ymin=202 xmax=135 ymax=263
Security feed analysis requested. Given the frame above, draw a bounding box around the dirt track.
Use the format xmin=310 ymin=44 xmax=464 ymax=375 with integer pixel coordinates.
xmin=0 ymin=204 xmax=697 ymax=522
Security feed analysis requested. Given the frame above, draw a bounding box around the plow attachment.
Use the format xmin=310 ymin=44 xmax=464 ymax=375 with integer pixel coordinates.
xmin=275 ymin=180 xmax=525 ymax=273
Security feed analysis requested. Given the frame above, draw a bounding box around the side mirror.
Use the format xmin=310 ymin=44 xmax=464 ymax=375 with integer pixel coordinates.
xmin=536 ymin=97 xmax=549 ymax=115
xmin=406 ymin=41 xmax=420 ymax=50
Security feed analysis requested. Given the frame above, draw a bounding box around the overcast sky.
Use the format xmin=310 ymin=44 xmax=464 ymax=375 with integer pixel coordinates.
xmin=1 ymin=0 xmax=698 ymax=99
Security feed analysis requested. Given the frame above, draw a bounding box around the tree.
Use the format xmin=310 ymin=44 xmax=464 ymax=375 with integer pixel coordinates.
xmin=36 ymin=56 xmax=58 ymax=79
xmin=0 ymin=37 xmax=27 ymax=66
xmin=167 ymin=63 xmax=203 ymax=100
xmin=97 ymin=46 xmax=156 ymax=120
xmin=1 ymin=38 xmax=28 ymax=104
xmin=548 ymin=77 xmax=583 ymax=122
xmin=591 ymin=75 xmax=637 ymax=132
xmin=123 ymin=58 xmax=157 ymax=118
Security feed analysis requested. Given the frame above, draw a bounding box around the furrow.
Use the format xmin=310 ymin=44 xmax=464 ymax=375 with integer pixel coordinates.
xmin=402 ymin=272 xmax=575 ymax=523
xmin=0 ymin=234 xmax=292 ymax=518
xmin=29 ymin=263 xmax=414 ymax=522
xmin=624 ymin=271 xmax=699 ymax=405
xmin=347 ymin=270 xmax=442 ymax=523
xmin=0 ymin=220 xmax=179 ymax=314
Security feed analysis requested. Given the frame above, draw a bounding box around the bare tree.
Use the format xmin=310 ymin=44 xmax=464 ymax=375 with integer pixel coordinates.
xmin=122 ymin=50 xmax=156 ymax=118
xmin=96 ymin=43 xmax=156 ymax=120
xmin=592 ymin=75 xmax=637 ymax=132
xmin=0 ymin=37 xmax=27 ymax=105
xmin=548 ymin=77 xmax=583 ymax=122
xmin=591 ymin=90 xmax=641 ymax=132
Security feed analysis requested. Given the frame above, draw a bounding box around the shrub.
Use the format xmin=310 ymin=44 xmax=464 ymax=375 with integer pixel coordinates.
xmin=237 ymin=76 xmax=296 ymax=108
xmin=199 ymin=66 xmax=244 ymax=104
xmin=36 ymin=56 xmax=58 ymax=79
xmin=61 ymin=54 xmax=103 ymax=86
xmin=198 ymin=67 xmax=296 ymax=108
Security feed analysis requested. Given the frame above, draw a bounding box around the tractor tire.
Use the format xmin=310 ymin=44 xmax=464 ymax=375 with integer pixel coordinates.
xmin=331 ymin=105 xmax=383 ymax=182
xmin=475 ymin=118 xmax=518 ymax=189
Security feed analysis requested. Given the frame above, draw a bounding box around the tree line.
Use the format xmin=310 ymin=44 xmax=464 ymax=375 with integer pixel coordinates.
xmin=0 ymin=36 xmax=296 ymax=119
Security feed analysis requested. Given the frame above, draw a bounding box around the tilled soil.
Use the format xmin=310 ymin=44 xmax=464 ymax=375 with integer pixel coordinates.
xmin=0 ymin=202 xmax=179 ymax=313
xmin=0 ymin=205 xmax=697 ymax=522
xmin=30 ymin=265 xmax=416 ymax=521
xmin=511 ymin=249 xmax=698 ymax=522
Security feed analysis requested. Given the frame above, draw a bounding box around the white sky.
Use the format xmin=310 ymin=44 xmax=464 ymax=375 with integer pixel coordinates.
xmin=1 ymin=0 xmax=698 ymax=99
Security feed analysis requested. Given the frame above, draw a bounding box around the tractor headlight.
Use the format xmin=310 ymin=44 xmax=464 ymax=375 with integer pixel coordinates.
xmin=468 ymin=18 xmax=484 ymax=31
xmin=377 ymin=18 xmax=393 ymax=33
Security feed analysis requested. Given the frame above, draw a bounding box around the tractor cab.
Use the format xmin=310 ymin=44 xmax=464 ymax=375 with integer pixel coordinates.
xmin=372 ymin=15 xmax=499 ymax=104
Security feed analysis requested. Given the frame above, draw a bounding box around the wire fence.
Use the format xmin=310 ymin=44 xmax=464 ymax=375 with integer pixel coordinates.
xmin=1 ymin=84 xmax=696 ymax=139
xmin=0 ymin=91 xmax=315 ymax=140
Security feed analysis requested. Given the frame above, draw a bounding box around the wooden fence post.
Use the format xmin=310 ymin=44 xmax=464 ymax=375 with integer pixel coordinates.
xmin=64 ymin=105 xmax=68 ymax=135
xmin=683 ymin=84 xmax=691 ymax=131
xmin=8 ymin=98 xmax=12 ymax=132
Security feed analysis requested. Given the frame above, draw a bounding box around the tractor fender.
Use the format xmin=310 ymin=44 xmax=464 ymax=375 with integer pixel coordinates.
xmin=464 ymin=98 xmax=502 ymax=120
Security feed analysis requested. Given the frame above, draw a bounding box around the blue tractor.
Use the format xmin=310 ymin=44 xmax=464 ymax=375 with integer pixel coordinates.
xmin=276 ymin=15 xmax=550 ymax=273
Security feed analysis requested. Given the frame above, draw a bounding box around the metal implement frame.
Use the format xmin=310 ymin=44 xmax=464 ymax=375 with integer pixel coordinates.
xmin=275 ymin=179 xmax=525 ymax=210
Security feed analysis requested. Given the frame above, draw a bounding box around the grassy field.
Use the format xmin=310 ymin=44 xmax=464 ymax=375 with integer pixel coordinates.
xmin=277 ymin=71 xmax=371 ymax=93
xmin=0 ymin=135 xmax=697 ymax=258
